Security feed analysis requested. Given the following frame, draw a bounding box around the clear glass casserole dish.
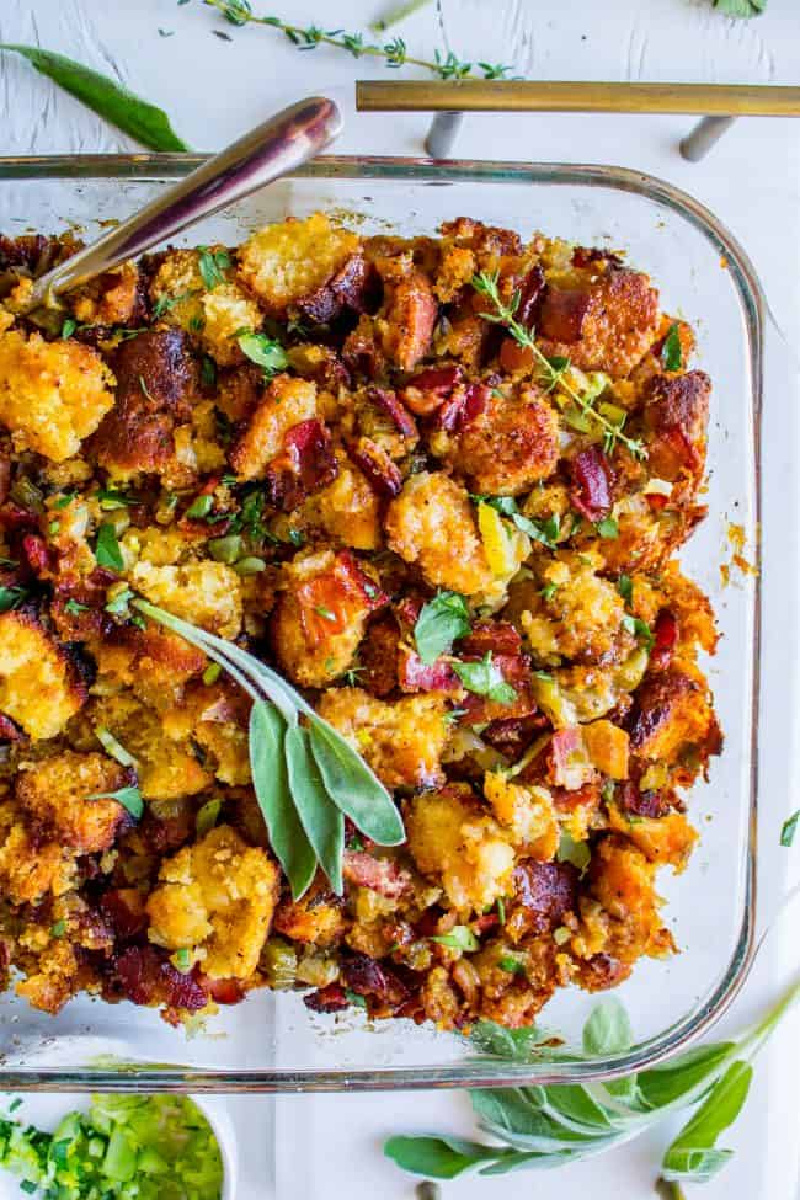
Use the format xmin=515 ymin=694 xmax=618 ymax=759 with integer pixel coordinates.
xmin=0 ymin=154 xmax=761 ymax=1092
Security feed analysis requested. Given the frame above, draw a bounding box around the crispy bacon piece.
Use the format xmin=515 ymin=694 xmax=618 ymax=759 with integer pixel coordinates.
xmin=435 ymin=381 xmax=489 ymax=433
xmin=0 ymin=502 xmax=38 ymax=532
xmin=570 ymin=447 xmax=612 ymax=521
xmin=460 ymin=620 xmax=522 ymax=658
xmin=347 ymin=437 xmax=403 ymax=498
xmin=342 ymin=952 xmax=408 ymax=1005
xmin=342 ymin=851 xmax=412 ymax=899
xmin=100 ymin=889 xmax=149 ymax=942
xmin=615 ymin=780 xmax=672 ymax=819
xmin=265 ymin=418 xmax=338 ymax=511
xmin=651 ymin=609 xmax=678 ymax=670
xmin=579 ymin=952 xmax=631 ymax=991
xmin=510 ymin=861 xmax=578 ymax=936
xmin=21 ymin=534 xmax=52 ymax=579
xmin=401 ymin=365 xmax=463 ymax=416
xmin=298 ymin=251 xmax=371 ymax=324
xmin=516 ymin=264 xmax=546 ymax=329
xmin=398 ymin=647 xmax=460 ymax=695
xmin=304 ymin=982 xmax=349 ymax=1013
xmin=481 ymin=714 xmax=549 ymax=752
xmin=111 ymin=944 xmax=207 ymax=1011
xmin=367 ymin=386 xmax=418 ymax=440
xmin=0 ymin=714 xmax=21 ymax=742
xmin=357 ymin=614 xmax=400 ymax=698
xmin=204 ymin=977 xmax=246 ymax=1005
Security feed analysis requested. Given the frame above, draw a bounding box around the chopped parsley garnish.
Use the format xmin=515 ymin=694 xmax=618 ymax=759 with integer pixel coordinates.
xmin=105 ymin=587 xmax=135 ymax=617
xmin=498 ymin=955 xmax=527 ymax=976
xmin=472 ymin=494 xmax=560 ymax=548
xmin=61 ymin=317 xmax=77 ymax=339
xmin=200 ymin=355 xmax=217 ymax=388
xmin=414 ymin=591 xmax=471 ymax=664
xmin=661 ymin=322 xmax=683 ymax=371
xmin=452 ymin=653 xmax=517 ymax=705
xmin=595 ymin=516 xmax=619 ymax=539
xmin=314 ymin=605 xmax=337 ymax=622
xmin=88 ymin=785 xmax=143 ymax=819
xmin=94 ymin=523 xmax=124 ymax=572
xmin=197 ymin=246 xmax=231 ymax=290
xmin=185 ymin=494 xmax=214 ymax=520
xmin=202 ymin=663 xmax=222 ymax=685
xmin=52 ymin=492 xmax=77 ymax=510
xmin=622 ymin=614 xmax=654 ymax=649
xmin=540 ymin=583 xmax=558 ymax=602
xmin=64 ymin=598 xmax=88 ymax=616
xmin=780 ymin=810 xmax=799 ymax=848
xmin=617 ymin=574 xmax=633 ymax=603
xmin=0 ymin=586 xmax=28 ymax=612
xmin=237 ymin=331 xmax=288 ymax=377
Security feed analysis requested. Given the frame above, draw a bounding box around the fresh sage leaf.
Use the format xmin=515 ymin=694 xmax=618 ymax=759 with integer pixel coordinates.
xmin=660 ymin=1061 xmax=752 ymax=1183
xmin=452 ymin=652 xmax=516 ymax=704
xmin=384 ymin=1135 xmax=495 ymax=1179
xmin=414 ymin=591 xmax=471 ymax=664
xmin=249 ymin=702 xmax=315 ymax=900
xmin=713 ymin=0 xmax=766 ymax=17
xmin=661 ymin=323 xmax=683 ymax=372
xmin=535 ymin=1085 xmax=614 ymax=1133
xmin=88 ymin=785 xmax=143 ymax=820
xmin=582 ymin=997 xmax=633 ymax=1057
xmin=468 ymin=1022 xmax=555 ymax=1063
xmin=238 ymin=332 xmax=288 ymax=376
xmin=470 ymin=1088 xmax=611 ymax=1150
xmin=285 ymin=724 xmax=344 ymax=894
xmin=308 ymin=717 xmax=404 ymax=845
xmin=0 ymin=44 xmax=189 ymax=151
xmin=636 ymin=1042 xmax=736 ymax=1111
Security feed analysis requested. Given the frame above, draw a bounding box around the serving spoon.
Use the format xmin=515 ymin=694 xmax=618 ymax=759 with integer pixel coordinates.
xmin=16 ymin=94 xmax=343 ymax=313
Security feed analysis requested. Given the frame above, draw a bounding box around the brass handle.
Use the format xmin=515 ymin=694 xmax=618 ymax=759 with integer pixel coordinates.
xmin=357 ymin=80 xmax=800 ymax=116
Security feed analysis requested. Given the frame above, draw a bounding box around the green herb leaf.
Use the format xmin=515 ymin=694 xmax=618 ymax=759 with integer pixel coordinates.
xmin=636 ymin=1042 xmax=737 ymax=1110
xmin=64 ymin=598 xmax=88 ymax=616
xmin=61 ymin=317 xmax=77 ymax=339
xmin=617 ymin=574 xmax=633 ymax=603
xmin=198 ymin=247 xmax=231 ymax=290
xmin=452 ymin=653 xmax=517 ymax=705
xmin=661 ymin=1061 xmax=752 ymax=1183
xmin=308 ymin=717 xmax=405 ymax=845
xmin=0 ymin=585 xmax=28 ymax=612
xmin=556 ymin=830 xmax=591 ymax=875
xmin=249 ymin=702 xmax=316 ymax=901
xmin=88 ymin=785 xmax=143 ymax=820
xmin=582 ymin=997 xmax=633 ymax=1056
xmin=498 ymin=956 xmax=527 ymax=976
xmin=105 ymin=587 xmax=134 ymax=617
xmin=661 ymin=323 xmax=683 ymax=372
xmin=196 ymin=796 xmax=221 ymax=837
xmin=95 ymin=522 xmax=124 ymax=572
xmin=595 ymin=516 xmax=619 ymax=539
xmin=468 ymin=1022 xmax=554 ymax=1062
xmin=431 ymin=925 xmax=478 ymax=952
xmin=51 ymin=919 xmax=66 ymax=938
xmin=384 ymin=1135 xmax=497 ymax=1179
xmin=540 ymin=583 xmax=558 ymax=602
xmin=622 ymin=614 xmax=654 ymax=649
xmin=713 ymin=0 xmax=766 ymax=17
xmin=284 ymin=724 xmax=344 ymax=894
xmin=0 ymin=44 xmax=189 ymax=151
xmin=345 ymin=988 xmax=368 ymax=1009
xmin=780 ymin=809 xmax=799 ymax=847
xmin=185 ymin=494 xmax=214 ymax=520
xmin=414 ymin=591 xmax=471 ymax=664
xmin=237 ymin=332 xmax=288 ymax=376
xmin=474 ymin=495 xmax=559 ymax=548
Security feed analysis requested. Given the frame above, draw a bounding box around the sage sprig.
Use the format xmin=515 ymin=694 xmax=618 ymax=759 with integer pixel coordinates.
xmin=385 ymin=979 xmax=800 ymax=1185
xmin=0 ymin=45 xmax=188 ymax=151
xmin=132 ymin=599 xmax=404 ymax=899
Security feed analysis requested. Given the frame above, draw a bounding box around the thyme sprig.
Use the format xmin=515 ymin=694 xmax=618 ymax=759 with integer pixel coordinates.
xmin=199 ymin=0 xmax=513 ymax=79
xmin=471 ymin=270 xmax=647 ymax=460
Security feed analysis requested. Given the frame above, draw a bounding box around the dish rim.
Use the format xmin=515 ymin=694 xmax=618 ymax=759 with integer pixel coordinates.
xmin=0 ymin=153 xmax=762 ymax=1091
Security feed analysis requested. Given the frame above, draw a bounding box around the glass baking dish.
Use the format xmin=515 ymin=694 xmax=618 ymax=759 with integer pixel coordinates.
xmin=0 ymin=154 xmax=761 ymax=1093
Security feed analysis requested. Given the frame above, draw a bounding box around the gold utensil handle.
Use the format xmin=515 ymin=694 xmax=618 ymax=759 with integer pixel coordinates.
xmin=357 ymin=80 xmax=800 ymax=116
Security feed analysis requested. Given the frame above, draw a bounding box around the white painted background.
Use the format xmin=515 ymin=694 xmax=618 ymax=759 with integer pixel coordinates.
xmin=0 ymin=1 xmax=798 ymax=1197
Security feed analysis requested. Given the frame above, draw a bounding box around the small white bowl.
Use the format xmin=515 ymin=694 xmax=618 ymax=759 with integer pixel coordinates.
xmin=192 ymin=1095 xmax=238 ymax=1200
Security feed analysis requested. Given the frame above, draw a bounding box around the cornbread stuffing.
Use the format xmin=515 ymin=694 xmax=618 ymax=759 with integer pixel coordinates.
xmin=0 ymin=214 xmax=720 ymax=1029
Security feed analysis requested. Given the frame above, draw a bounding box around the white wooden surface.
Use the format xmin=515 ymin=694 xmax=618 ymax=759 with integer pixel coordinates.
xmin=0 ymin=1 xmax=798 ymax=1198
